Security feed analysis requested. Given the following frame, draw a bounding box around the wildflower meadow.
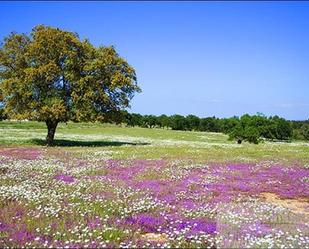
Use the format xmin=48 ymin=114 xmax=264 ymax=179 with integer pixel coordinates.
xmin=0 ymin=121 xmax=309 ymax=248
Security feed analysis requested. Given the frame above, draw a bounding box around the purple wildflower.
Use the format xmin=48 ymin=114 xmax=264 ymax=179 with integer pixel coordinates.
xmin=125 ymin=214 xmax=165 ymax=232
xmin=0 ymin=222 xmax=10 ymax=232
xmin=54 ymin=173 xmax=75 ymax=183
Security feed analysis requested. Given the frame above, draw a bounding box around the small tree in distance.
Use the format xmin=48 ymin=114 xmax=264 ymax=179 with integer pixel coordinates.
xmin=0 ymin=25 xmax=140 ymax=145
xmin=229 ymin=124 xmax=245 ymax=144
xmin=229 ymin=123 xmax=260 ymax=144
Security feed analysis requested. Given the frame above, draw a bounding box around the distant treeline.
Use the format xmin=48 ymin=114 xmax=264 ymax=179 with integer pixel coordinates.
xmin=1 ymin=109 xmax=308 ymax=144
xmin=122 ymin=112 xmax=309 ymax=144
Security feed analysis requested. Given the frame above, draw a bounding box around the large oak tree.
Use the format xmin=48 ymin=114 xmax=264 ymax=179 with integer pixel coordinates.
xmin=0 ymin=25 xmax=140 ymax=145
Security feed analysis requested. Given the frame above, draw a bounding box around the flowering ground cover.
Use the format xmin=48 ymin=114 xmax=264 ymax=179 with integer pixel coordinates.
xmin=0 ymin=121 xmax=309 ymax=248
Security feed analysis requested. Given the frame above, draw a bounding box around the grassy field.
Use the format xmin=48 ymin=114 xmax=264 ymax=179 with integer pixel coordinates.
xmin=1 ymin=121 xmax=309 ymax=163
xmin=0 ymin=121 xmax=309 ymax=248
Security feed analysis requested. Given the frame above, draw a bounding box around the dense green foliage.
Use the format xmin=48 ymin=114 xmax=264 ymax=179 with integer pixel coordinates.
xmin=0 ymin=108 xmax=7 ymax=120
xmin=0 ymin=25 xmax=140 ymax=145
xmin=122 ymin=112 xmax=303 ymax=144
xmin=291 ymin=120 xmax=309 ymax=140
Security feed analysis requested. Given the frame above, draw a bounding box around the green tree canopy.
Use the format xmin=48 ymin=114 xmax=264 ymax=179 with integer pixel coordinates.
xmin=0 ymin=25 xmax=140 ymax=145
xmin=228 ymin=115 xmax=262 ymax=144
xmin=157 ymin=114 xmax=170 ymax=129
xmin=170 ymin=114 xmax=187 ymax=130
xmin=301 ymin=124 xmax=309 ymax=140
xmin=186 ymin=114 xmax=200 ymax=131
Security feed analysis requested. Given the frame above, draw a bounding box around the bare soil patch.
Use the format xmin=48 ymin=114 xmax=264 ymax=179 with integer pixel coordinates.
xmin=141 ymin=233 xmax=169 ymax=243
xmin=260 ymin=192 xmax=309 ymax=215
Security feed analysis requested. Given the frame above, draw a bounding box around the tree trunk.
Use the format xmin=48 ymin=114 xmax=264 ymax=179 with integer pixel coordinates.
xmin=46 ymin=120 xmax=58 ymax=146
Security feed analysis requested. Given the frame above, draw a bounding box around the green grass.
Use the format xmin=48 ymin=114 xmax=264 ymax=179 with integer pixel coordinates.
xmin=0 ymin=120 xmax=229 ymax=142
xmin=1 ymin=120 xmax=309 ymax=164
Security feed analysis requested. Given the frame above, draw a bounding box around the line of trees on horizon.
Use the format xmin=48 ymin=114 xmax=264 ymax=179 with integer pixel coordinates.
xmin=121 ymin=111 xmax=309 ymax=144
xmin=1 ymin=109 xmax=309 ymax=144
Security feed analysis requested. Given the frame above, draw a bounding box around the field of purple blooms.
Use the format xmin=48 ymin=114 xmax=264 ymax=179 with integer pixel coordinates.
xmin=0 ymin=123 xmax=309 ymax=248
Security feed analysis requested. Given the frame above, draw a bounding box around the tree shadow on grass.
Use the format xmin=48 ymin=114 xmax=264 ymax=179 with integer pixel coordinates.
xmin=30 ymin=139 xmax=151 ymax=147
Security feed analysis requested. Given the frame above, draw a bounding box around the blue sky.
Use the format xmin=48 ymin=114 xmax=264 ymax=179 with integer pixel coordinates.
xmin=1 ymin=1 xmax=309 ymax=120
